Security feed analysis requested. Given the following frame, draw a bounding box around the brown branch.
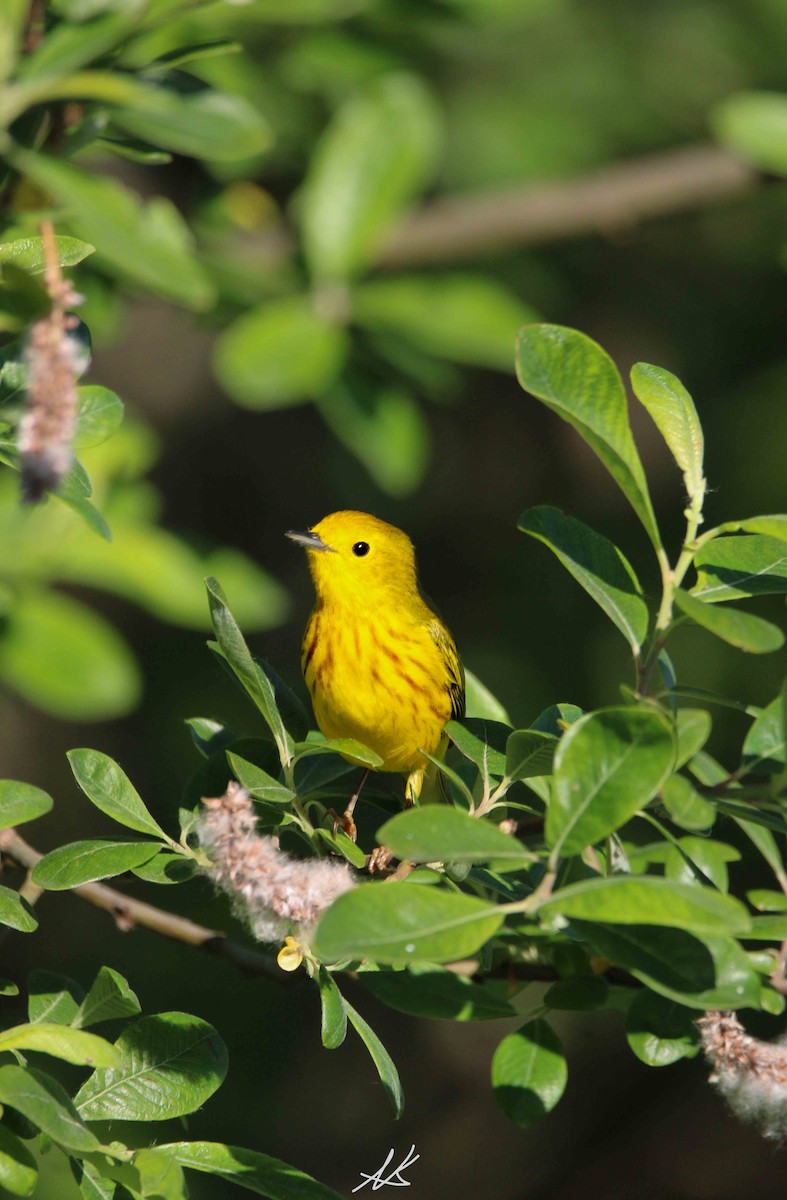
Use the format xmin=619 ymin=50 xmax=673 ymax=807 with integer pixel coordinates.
xmin=379 ymin=144 xmax=761 ymax=266
xmin=0 ymin=828 xmax=298 ymax=987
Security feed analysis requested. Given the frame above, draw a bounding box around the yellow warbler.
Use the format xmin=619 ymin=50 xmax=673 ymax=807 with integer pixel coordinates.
xmin=286 ymin=511 xmax=464 ymax=837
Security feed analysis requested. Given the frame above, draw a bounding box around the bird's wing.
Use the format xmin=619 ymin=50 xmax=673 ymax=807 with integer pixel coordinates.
xmin=426 ymin=619 xmax=465 ymax=721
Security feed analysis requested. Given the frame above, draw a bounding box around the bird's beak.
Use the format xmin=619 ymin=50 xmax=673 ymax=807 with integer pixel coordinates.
xmin=285 ymin=529 xmax=335 ymax=552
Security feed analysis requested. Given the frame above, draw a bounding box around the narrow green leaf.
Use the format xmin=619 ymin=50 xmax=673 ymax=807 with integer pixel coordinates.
xmin=732 ymin=816 xmax=786 ymax=887
xmin=464 ymin=669 xmax=512 ymax=723
xmin=0 ymin=235 xmax=94 ymax=273
xmin=541 ymin=875 xmax=750 ymax=934
xmin=160 ymin=1142 xmax=346 ymax=1200
xmin=742 ymin=696 xmax=784 ymax=772
xmin=312 ymin=882 xmax=503 ymax=964
xmin=445 ymin=719 xmax=508 ymax=779
xmin=13 ymin=150 xmax=214 ymax=310
xmin=292 ymin=738 xmax=384 ymax=769
xmin=67 ymin=749 xmax=167 ymax=839
xmin=73 ymin=967 xmax=141 ymax=1028
xmin=714 ymin=515 xmax=787 ymax=541
xmin=516 ymin=325 xmax=660 ymax=549
xmin=571 ymin=921 xmax=761 ymax=1008
xmin=32 ymin=840 xmax=158 ymax=890
xmin=353 ymin=274 xmax=536 ymax=370
xmin=0 ymin=1023 xmax=120 ymax=1066
xmin=518 ymin=505 xmax=649 ymax=653
xmin=0 ymin=1123 xmax=37 ymax=1197
xmin=214 ymin=296 xmax=348 ymax=410
xmin=0 ymin=1065 xmax=98 ymax=1152
xmin=300 ymin=72 xmax=440 ymax=280
xmin=360 ymin=964 xmax=516 ymax=1020
xmin=505 ymin=729 xmax=557 ymax=781
xmin=661 ymin=774 xmax=715 ymax=832
xmin=674 ymin=709 xmax=712 ymax=768
xmin=131 ymin=851 xmax=196 ymax=885
xmin=674 ymin=588 xmax=784 ymax=653
xmin=548 ymin=707 xmax=676 ymax=857
xmin=27 ymin=971 xmax=84 ymax=1025
xmin=745 ymin=915 xmax=787 ymax=940
xmin=225 ymin=753 xmax=294 ymax=804
xmin=343 ymin=997 xmax=403 ymax=1119
xmin=317 ymin=968 xmax=346 ymax=1049
xmin=713 ymin=91 xmax=787 ymax=176
xmin=313 ymin=827 xmax=366 ymax=869
xmin=378 ymin=807 xmax=533 ymax=864
xmin=491 ymin=1019 xmax=567 ymax=1128
xmin=0 ymin=886 xmax=37 ymax=932
xmin=75 ymin=1012 xmax=228 ymax=1121
xmin=625 ymin=991 xmax=700 ymax=1066
xmin=630 ymin=362 xmax=704 ymax=501
xmin=694 ymin=535 xmax=787 ymax=602
xmin=74 ymin=387 xmax=124 ymax=451
xmin=747 ymin=889 xmax=787 ymax=913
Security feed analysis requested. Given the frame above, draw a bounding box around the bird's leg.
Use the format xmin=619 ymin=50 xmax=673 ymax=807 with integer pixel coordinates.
xmin=405 ymin=768 xmax=424 ymax=808
xmin=333 ymin=767 xmax=370 ymax=842
xmin=369 ymin=769 xmax=424 ymax=874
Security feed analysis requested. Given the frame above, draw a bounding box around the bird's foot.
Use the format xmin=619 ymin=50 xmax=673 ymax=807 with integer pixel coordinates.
xmin=326 ymin=808 xmax=357 ymax=843
xmin=368 ymin=845 xmax=394 ymax=874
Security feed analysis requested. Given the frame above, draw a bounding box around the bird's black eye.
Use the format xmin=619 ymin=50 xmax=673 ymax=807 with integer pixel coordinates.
xmin=352 ymin=541 xmax=370 ymax=557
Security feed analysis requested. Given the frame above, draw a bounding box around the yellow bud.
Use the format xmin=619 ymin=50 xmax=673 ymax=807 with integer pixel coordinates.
xmin=277 ymin=936 xmax=303 ymax=972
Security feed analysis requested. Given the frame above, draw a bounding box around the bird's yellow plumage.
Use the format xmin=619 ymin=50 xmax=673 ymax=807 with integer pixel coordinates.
xmin=286 ymin=511 xmax=464 ymax=827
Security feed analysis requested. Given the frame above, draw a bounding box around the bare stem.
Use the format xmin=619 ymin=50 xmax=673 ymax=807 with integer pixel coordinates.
xmin=0 ymin=828 xmax=297 ymax=987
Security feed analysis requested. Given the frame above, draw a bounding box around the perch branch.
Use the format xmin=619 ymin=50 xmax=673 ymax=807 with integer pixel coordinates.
xmin=380 ymin=144 xmax=760 ymax=266
xmin=0 ymin=827 xmax=297 ymax=986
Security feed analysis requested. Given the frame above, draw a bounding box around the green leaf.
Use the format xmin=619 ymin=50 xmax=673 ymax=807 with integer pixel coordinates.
xmin=0 ymin=1065 xmax=98 ymax=1151
xmin=625 ymin=991 xmax=700 ymax=1066
xmin=32 ymin=840 xmax=158 ymax=890
xmin=131 ymin=851 xmax=197 ymax=885
xmin=300 ymin=72 xmax=440 ymax=280
xmin=661 ymin=774 xmax=715 ymax=832
xmin=530 ymin=703 xmax=584 ymax=736
xmin=542 ymin=973 xmax=609 ymax=1011
xmin=214 ymin=296 xmax=348 ymax=410
xmin=464 ymin=669 xmax=512 ymax=723
xmin=293 ymin=738 xmax=384 ymax=769
xmin=548 ymin=707 xmax=676 ymax=857
xmin=312 ymin=882 xmax=503 ymax=964
xmin=713 ymin=515 xmax=787 ymax=541
xmin=516 ymin=325 xmax=659 ymax=549
xmin=745 ymin=915 xmax=787 ymax=940
xmin=27 ymin=970 xmax=84 ymax=1025
xmin=74 ymin=387 xmax=124 ymax=451
xmin=742 ymin=696 xmax=784 ymax=772
xmin=206 ymin=578 xmax=295 ymax=760
xmin=0 ymin=1123 xmax=37 ymax=1197
xmin=73 ymin=967 xmax=141 ymax=1028
xmin=673 ymin=588 xmax=784 ymax=654
xmin=0 ymin=1023 xmax=120 ymax=1066
xmin=541 ymin=875 xmax=750 ymax=934
xmin=13 ymin=150 xmax=214 ymax=310
xmin=75 ymin=1012 xmax=227 ymax=1121
xmin=629 ymin=363 xmax=705 ymax=502
xmin=445 ymin=719 xmax=509 ymax=779
xmin=353 ymin=274 xmax=536 ymax=370
xmin=518 ymin=505 xmax=649 ymax=653
xmin=0 ymin=235 xmax=94 ymax=273
xmin=225 ymin=753 xmax=294 ymax=804
xmin=505 ymin=729 xmax=557 ymax=781
xmin=629 ymin=837 xmax=740 ymax=893
xmin=360 ymin=964 xmax=516 ymax=1020
xmin=491 ymin=1019 xmax=567 ymax=1128
xmin=571 ymin=921 xmax=761 ymax=1008
xmin=103 ymin=80 xmax=271 ymax=163
xmin=313 ymin=828 xmax=367 ymax=869
xmin=160 ymin=1142 xmax=346 ymax=1200
xmin=0 ymin=780 xmax=52 ymax=829
xmin=317 ymin=385 xmax=430 ymax=498
xmin=132 ymin=1148 xmax=186 ymax=1200
xmin=378 ymin=807 xmax=532 ymax=864
xmin=317 ymin=968 xmax=346 ymax=1049
xmin=713 ymin=91 xmax=787 ymax=176
xmin=674 ymin=708 xmax=712 ymax=768
xmin=67 ymin=749 xmax=167 ymax=839
xmin=343 ymin=997 xmax=403 ymax=1119
xmin=732 ymin=815 xmax=786 ymax=888
xmin=0 ymin=886 xmax=37 ymax=933
xmin=0 ymin=589 xmax=141 ymax=720
xmin=748 ymin=889 xmax=787 ymax=913
xmin=693 ymin=535 xmax=787 ymax=602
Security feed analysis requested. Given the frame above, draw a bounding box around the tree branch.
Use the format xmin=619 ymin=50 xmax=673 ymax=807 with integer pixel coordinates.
xmin=0 ymin=827 xmax=298 ymax=987
xmin=380 ymin=144 xmax=760 ymax=266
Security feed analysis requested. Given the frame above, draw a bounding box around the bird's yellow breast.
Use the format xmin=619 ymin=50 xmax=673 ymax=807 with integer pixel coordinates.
xmin=302 ymin=605 xmax=453 ymax=774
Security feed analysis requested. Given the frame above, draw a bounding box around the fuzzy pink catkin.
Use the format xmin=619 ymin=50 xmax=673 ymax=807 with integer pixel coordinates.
xmin=698 ymin=1010 xmax=787 ymax=1139
xmin=197 ymin=781 xmax=355 ymax=943
xmin=18 ymin=308 xmax=80 ymax=501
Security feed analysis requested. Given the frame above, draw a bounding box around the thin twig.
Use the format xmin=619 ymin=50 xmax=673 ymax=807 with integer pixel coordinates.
xmin=0 ymin=828 xmax=298 ymax=987
xmin=380 ymin=145 xmax=760 ymax=266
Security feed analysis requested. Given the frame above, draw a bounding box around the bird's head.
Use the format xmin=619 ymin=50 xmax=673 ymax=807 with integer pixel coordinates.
xmin=286 ymin=510 xmax=417 ymax=606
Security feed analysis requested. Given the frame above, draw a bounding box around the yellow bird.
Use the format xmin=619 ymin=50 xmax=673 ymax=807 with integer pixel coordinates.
xmin=286 ymin=511 xmax=464 ymax=840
